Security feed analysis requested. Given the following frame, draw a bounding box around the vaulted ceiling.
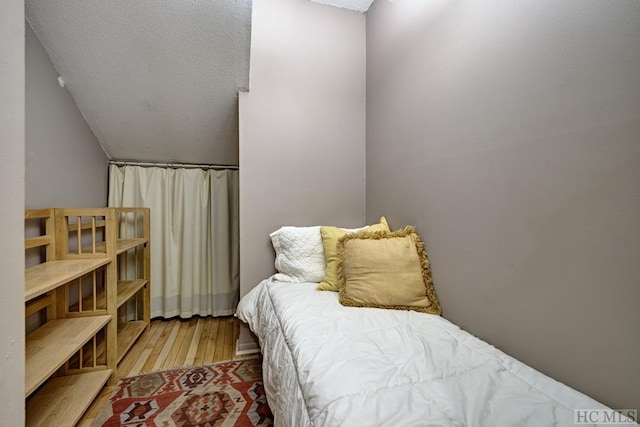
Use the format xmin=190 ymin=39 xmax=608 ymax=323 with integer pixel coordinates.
xmin=25 ymin=0 xmax=373 ymax=166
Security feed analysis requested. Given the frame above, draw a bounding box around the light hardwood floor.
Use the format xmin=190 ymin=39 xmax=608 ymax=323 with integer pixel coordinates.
xmin=78 ymin=316 xmax=254 ymax=426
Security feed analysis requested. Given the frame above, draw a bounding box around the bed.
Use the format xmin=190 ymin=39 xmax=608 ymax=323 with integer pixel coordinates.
xmin=238 ymin=277 xmax=615 ymax=426
xmin=237 ymin=221 xmax=620 ymax=426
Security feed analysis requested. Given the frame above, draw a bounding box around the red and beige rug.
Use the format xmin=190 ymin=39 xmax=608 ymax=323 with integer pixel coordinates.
xmin=93 ymin=358 xmax=273 ymax=426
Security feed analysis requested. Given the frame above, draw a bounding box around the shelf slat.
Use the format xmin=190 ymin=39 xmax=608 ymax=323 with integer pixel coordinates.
xmin=25 ymin=208 xmax=53 ymax=219
xmin=25 ymin=315 xmax=112 ymax=397
xmin=26 ymin=369 xmax=112 ymax=427
xmin=89 ymin=238 xmax=147 ymax=255
xmin=117 ymin=321 xmax=147 ymax=363
xmin=25 ymin=259 xmax=110 ymax=302
xmin=117 ymin=280 xmax=148 ymax=308
xmin=67 ymin=219 xmax=106 ymax=232
xmin=25 ymin=236 xmax=52 ymax=250
xmin=25 ymin=296 xmax=53 ymax=318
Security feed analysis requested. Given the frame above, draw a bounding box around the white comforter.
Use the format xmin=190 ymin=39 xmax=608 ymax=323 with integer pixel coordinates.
xmin=238 ymin=278 xmax=612 ymax=427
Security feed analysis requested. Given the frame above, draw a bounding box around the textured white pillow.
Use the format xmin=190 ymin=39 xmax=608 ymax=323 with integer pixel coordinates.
xmin=270 ymin=226 xmax=326 ymax=283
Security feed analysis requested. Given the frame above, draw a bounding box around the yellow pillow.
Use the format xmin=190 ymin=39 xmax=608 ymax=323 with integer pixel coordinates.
xmin=337 ymin=226 xmax=441 ymax=315
xmin=316 ymin=217 xmax=390 ymax=292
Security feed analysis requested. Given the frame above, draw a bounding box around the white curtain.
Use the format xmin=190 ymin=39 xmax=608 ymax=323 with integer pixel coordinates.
xmin=108 ymin=165 xmax=239 ymax=318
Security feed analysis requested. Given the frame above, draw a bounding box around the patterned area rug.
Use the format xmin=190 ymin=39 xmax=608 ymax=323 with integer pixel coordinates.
xmin=93 ymin=358 xmax=273 ymax=426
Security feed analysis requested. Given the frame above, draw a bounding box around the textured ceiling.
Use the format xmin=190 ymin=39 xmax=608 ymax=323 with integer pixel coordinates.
xmin=309 ymin=0 xmax=374 ymax=12
xmin=26 ymin=0 xmax=251 ymax=165
xmin=25 ymin=0 xmax=372 ymax=165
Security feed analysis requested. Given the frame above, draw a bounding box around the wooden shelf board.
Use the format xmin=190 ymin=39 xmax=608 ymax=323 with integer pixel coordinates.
xmin=26 ymin=315 xmax=112 ymax=397
xmin=90 ymin=238 xmax=147 ymax=255
xmin=25 ymin=259 xmax=110 ymax=302
xmin=117 ymin=321 xmax=147 ymax=363
xmin=116 ymin=238 xmax=148 ymax=254
xmin=26 ymin=369 xmax=112 ymax=427
xmin=117 ymin=280 xmax=148 ymax=308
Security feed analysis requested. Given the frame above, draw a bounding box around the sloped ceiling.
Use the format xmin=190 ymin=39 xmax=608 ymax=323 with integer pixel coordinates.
xmin=26 ymin=0 xmax=252 ymax=165
xmin=25 ymin=0 xmax=372 ymax=166
xmin=310 ymin=0 xmax=374 ymax=13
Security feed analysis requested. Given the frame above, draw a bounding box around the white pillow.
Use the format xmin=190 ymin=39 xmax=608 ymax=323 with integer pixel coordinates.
xmin=270 ymin=226 xmax=326 ymax=283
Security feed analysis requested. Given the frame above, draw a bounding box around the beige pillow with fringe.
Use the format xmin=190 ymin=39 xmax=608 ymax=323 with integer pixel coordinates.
xmin=316 ymin=217 xmax=390 ymax=292
xmin=337 ymin=227 xmax=441 ymax=315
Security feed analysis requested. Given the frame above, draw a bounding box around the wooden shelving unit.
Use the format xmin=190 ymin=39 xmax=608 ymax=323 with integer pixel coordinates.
xmin=24 ymin=207 xmax=151 ymax=426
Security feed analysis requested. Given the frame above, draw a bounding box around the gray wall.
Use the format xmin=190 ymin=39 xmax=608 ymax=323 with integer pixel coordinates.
xmin=366 ymin=0 xmax=640 ymax=410
xmin=26 ymin=23 xmax=109 ymax=208
xmin=239 ymin=0 xmax=366 ymax=348
xmin=0 ymin=0 xmax=25 ymax=424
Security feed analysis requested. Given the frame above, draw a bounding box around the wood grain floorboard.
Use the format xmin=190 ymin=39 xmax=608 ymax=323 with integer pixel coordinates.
xmin=204 ymin=318 xmax=221 ymax=361
xmin=193 ymin=317 xmax=212 ymax=367
xmin=79 ymin=316 xmax=256 ymax=426
xmin=163 ymin=319 xmax=191 ymax=368
xmin=146 ymin=320 xmax=179 ymax=371
xmin=213 ymin=318 xmax=229 ymax=362
xmin=173 ymin=318 xmax=198 ymax=368
xmin=151 ymin=320 xmax=181 ymax=371
xmin=184 ymin=317 xmax=204 ymax=367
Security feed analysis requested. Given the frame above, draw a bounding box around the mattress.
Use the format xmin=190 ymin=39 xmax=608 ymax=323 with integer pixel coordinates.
xmin=237 ymin=277 xmax=615 ymax=426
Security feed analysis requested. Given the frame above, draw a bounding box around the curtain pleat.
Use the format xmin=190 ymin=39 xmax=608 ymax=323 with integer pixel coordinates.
xmin=108 ymin=165 xmax=239 ymax=318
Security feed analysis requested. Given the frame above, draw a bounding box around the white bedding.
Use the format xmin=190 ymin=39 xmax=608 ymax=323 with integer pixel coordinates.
xmin=238 ymin=277 xmax=613 ymax=426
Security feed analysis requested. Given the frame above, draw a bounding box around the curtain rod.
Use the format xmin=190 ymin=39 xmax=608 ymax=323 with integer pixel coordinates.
xmin=110 ymin=160 xmax=239 ymax=170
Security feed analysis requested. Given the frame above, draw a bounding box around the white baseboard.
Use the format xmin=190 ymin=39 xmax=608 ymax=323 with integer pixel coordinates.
xmin=235 ymin=338 xmax=261 ymax=355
